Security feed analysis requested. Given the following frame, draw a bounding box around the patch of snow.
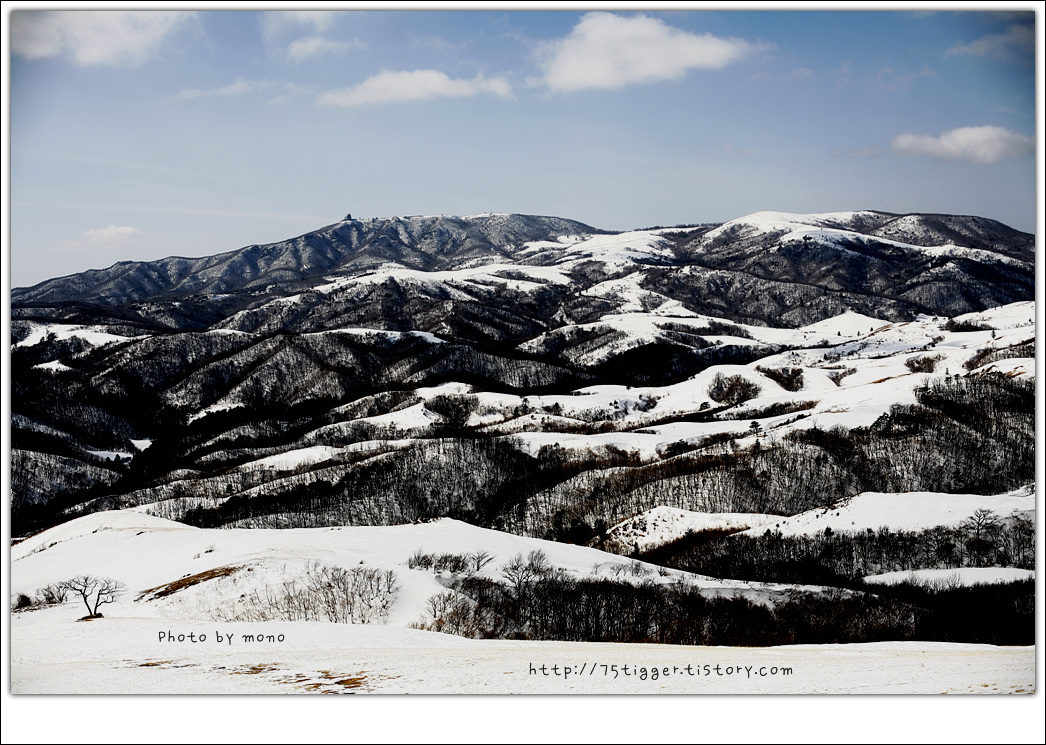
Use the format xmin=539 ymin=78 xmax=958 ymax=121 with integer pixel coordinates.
xmin=737 ymin=487 xmax=1035 ymax=537
xmin=86 ymin=449 xmax=133 ymax=461
xmin=603 ymin=507 xmax=780 ymax=554
xmin=33 ymin=360 xmax=74 ymax=372
xmin=800 ymin=311 xmax=891 ymax=337
xmin=15 ymin=323 xmax=134 ymax=349
xmin=863 ymin=567 xmax=1034 ymax=588
xmin=188 ymin=400 xmax=246 ymax=423
xmin=952 ymin=301 xmax=1035 ymax=331
xmin=238 ymin=446 xmax=347 ymax=473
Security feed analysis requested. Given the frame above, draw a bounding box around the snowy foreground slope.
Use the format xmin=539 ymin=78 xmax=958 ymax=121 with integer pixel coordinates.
xmin=11 ymin=616 xmax=1034 ymax=694
xmin=10 ymin=511 xmax=822 ymax=627
xmin=10 ymin=511 xmax=1035 ymax=694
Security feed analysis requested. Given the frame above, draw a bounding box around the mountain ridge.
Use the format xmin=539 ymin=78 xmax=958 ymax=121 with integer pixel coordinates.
xmin=13 ymin=213 xmax=606 ymax=306
xmin=12 ymin=209 xmax=1034 ymax=337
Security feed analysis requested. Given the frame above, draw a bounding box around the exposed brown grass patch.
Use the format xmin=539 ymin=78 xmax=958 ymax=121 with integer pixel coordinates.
xmin=129 ymin=660 xmax=200 ymax=671
xmin=136 ymin=564 xmax=242 ymax=602
xmin=231 ymin=664 xmax=280 ymax=676
xmin=332 ymin=677 xmax=365 ymax=689
xmin=293 ymin=669 xmax=366 ymax=693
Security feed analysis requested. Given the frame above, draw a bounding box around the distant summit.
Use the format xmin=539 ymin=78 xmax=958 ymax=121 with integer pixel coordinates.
xmin=13 ymin=212 xmax=604 ymax=307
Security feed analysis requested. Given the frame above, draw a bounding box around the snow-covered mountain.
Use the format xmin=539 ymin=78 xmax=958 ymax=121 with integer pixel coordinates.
xmin=12 ymin=209 xmax=1032 ymax=331
xmin=10 ymin=210 xmax=1035 ymax=548
xmin=12 ymin=213 xmax=605 ymax=306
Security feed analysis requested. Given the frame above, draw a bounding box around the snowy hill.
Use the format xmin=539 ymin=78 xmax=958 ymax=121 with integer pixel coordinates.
xmin=11 ymin=511 xmax=824 ymax=619
xmin=9 ymin=510 xmax=1036 ymax=694
xmin=735 ymin=485 xmax=1035 ymax=538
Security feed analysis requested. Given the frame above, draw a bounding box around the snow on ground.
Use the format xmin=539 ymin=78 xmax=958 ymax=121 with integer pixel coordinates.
xmin=10 ymin=511 xmax=813 ymax=629
xmin=697 ymin=211 xmax=1031 ymax=270
xmin=497 ymin=302 xmax=1034 ymax=455
xmin=508 ymin=429 xmax=670 ymax=459
xmin=863 ymin=567 xmax=1034 ymax=588
xmin=13 ymin=322 xmax=136 ymax=349
xmin=323 ymin=261 xmax=574 ymax=293
xmin=736 ymin=486 xmax=1035 ymax=537
xmin=601 ymin=507 xmax=780 ymax=555
xmin=973 ymin=357 xmax=1034 ymax=378
xmin=9 ymin=613 xmax=1033 ymax=694
xmin=699 ymin=210 xmax=879 ymax=242
xmin=182 ymin=302 xmax=1035 ymax=472
xmin=85 ymin=448 xmax=134 ymax=461
xmin=799 ymin=310 xmax=891 ymax=337
xmin=187 ymin=399 xmax=246 ymax=423
xmin=10 ymin=511 xmax=1035 ymax=695
xmin=318 ymin=327 xmax=447 ymax=345
xmin=297 ymin=297 xmax=1027 ymax=456
xmin=519 ymin=229 xmax=673 ymax=268
xmin=33 ymin=360 xmax=74 ymax=372
xmin=952 ymin=300 xmax=1035 ymax=331
xmin=236 ymin=445 xmax=347 ymax=473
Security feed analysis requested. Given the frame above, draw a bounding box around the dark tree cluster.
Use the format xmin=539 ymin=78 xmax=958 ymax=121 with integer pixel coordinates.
xmin=417 ymin=569 xmax=1033 ymax=647
xmin=756 ymin=366 xmax=805 ymax=392
xmin=707 ymin=372 xmax=762 ymax=406
xmin=656 ymin=509 xmax=1033 ymax=586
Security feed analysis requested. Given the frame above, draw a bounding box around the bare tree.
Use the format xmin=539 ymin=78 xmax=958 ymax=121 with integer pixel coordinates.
xmin=500 ymin=553 xmax=535 ymax=599
xmin=467 ymin=549 xmax=494 ymax=573
xmin=963 ymin=508 xmax=1000 ymax=539
xmin=63 ymin=576 xmax=126 ymax=617
xmin=526 ymin=549 xmax=552 ymax=575
xmin=35 ymin=582 xmax=69 ymax=606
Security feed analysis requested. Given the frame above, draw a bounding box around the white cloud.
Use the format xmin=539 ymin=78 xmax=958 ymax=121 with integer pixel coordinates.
xmin=535 ymin=12 xmax=762 ymax=92
xmin=317 ymin=70 xmax=512 ymax=107
xmin=173 ymin=79 xmax=274 ymax=100
xmin=890 ymin=125 xmax=1034 ymax=165
xmin=81 ymin=225 xmax=143 ymax=246
xmin=945 ymin=23 xmax=1034 ymax=61
xmin=55 ymin=225 xmax=143 ymax=252
xmin=260 ymin=10 xmax=337 ymax=42
xmin=10 ymin=10 xmax=195 ymax=66
xmin=287 ymin=36 xmax=362 ymax=63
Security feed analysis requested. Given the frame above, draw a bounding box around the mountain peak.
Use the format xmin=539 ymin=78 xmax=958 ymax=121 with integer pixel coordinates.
xmin=12 ymin=211 xmax=604 ymax=306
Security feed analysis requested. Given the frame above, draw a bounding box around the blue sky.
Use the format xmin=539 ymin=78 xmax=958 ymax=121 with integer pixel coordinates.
xmin=6 ymin=6 xmax=1040 ymax=287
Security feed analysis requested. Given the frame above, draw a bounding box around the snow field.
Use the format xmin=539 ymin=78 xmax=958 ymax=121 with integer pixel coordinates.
xmin=9 ymin=613 xmax=1034 ymax=694
xmin=735 ymin=486 xmax=1034 ymax=537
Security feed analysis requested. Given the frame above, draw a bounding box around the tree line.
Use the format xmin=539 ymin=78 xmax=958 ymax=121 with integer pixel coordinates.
xmin=653 ymin=508 xmax=1033 ymax=587
xmin=413 ymin=558 xmax=1033 ymax=647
